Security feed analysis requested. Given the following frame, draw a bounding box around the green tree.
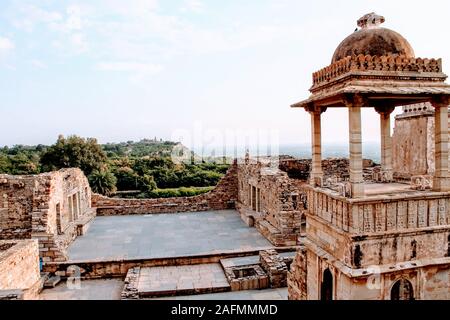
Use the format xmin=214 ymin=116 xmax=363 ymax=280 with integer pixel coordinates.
xmin=40 ymin=135 xmax=107 ymax=175
xmin=9 ymin=153 xmax=40 ymax=175
xmin=0 ymin=154 xmax=11 ymax=174
xmin=113 ymin=167 xmax=157 ymax=192
xmin=88 ymin=170 xmax=117 ymax=196
xmin=140 ymin=174 xmax=157 ymax=192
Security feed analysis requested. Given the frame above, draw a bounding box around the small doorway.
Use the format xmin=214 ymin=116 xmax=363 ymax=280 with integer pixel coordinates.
xmin=321 ymin=268 xmax=333 ymax=300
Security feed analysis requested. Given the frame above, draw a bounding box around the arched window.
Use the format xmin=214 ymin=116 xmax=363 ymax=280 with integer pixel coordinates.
xmin=391 ymin=278 xmax=414 ymax=300
xmin=321 ymin=268 xmax=333 ymax=300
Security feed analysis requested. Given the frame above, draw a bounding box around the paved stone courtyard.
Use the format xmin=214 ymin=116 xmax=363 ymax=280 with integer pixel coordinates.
xmin=67 ymin=210 xmax=272 ymax=261
xmin=138 ymin=264 xmax=230 ymax=297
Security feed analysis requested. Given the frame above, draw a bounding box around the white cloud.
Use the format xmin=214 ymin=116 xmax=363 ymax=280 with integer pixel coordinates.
xmin=97 ymin=61 xmax=163 ymax=73
xmin=96 ymin=61 xmax=163 ymax=84
xmin=0 ymin=37 xmax=14 ymax=51
xmin=70 ymin=33 xmax=88 ymax=53
xmin=30 ymin=59 xmax=47 ymax=69
xmin=12 ymin=4 xmax=63 ymax=32
xmin=181 ymin=0 xmax=205 ymax=13
xmin=65 ymin=5 xmax=83 ymax=31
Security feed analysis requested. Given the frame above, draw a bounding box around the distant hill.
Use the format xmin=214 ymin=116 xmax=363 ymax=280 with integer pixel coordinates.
xmin=102 ymin=139 xmax=179 ymax=158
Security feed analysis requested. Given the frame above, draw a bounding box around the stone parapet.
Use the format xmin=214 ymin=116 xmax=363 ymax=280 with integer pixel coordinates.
xmin=312 ymin=54 xmax=443 ymax=88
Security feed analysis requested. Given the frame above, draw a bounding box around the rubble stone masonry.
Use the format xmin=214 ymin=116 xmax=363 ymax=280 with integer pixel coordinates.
xmin=236 ymin=157 xmax=376 ymax=247
xmin=0 ymin=168 xmax=95 ymax=262
xmin=0 ymin=240 xmax=40 ymax=299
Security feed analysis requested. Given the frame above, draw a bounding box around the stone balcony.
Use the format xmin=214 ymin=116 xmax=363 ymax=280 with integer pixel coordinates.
xmin=305 ymin=182 xmax=450 ymax=235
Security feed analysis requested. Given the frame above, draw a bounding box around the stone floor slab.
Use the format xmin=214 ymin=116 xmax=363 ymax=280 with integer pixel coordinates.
xmin=137 ymin=263 xmax=230 ymax=297
xmin=67 ymin=210 xmax=272 ymax=261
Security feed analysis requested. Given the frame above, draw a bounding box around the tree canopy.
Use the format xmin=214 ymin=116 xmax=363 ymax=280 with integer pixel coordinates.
xmin=40 ymin=135 xmax=107 ymax=176
xmin=0 ymin=135 xmax=230 ymax=198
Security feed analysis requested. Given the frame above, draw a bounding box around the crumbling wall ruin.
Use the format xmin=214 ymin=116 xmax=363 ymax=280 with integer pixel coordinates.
xmin=236 ymin=158 xmax=305 ymax=246
xmin=0 ymin=168 xmax=95 ymax=262
xmin=236 ymin=157 xmax=376 ymax=247
xmin=0 ymin=240 xmax=41 ymax=300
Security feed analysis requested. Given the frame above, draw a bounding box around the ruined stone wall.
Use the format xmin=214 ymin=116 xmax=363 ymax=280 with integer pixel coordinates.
xmin=236 ymin=159 xmax=305 ymax=246
xmin=287 ymin=247 xmax=307 ymax=300
xmin=92 ymin=162 xmax=238 ymax=215
xmin=0 ymin=176 xmax=35 ymax=239
xmin=0 ymin=240 xmax=40 ymax=297
xmin=236 ymin=158 xmax=375 ymax=247
xmin=36 ymin=169 xmax=94 ymax=262
xmin=0 ymin=169 xmax=95 ymax=262
xmin=392 ymin=113 xmax=435 ymax=179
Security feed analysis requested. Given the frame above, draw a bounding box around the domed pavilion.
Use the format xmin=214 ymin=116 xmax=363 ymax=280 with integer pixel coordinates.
xmin=288 ymin=13 xmax=450 ymax=300
xmin=292 ymin=12 xmax=450 ymax=198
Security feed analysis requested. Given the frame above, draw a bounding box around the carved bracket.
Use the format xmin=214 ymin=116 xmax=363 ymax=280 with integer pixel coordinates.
xmin=374 ymin=105 xmax=395 ymax=115
xmin=304 ymin=103 xmax=327 ymax=114
xmin=343 ymin=93 xmax=368 ymax=108
xmin=431 ymin=96 xmax=450 ymax=108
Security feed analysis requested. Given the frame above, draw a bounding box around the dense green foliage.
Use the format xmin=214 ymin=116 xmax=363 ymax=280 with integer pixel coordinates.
xmin=40 ymin=135 xmax=107 ymax=175
xmin=103 ymin=139 xmax=177 ymax=158
xmin=88 ymin=170 xmax=117 ymax=196
xmin=0 ymin=135 xmax=230 ymax=198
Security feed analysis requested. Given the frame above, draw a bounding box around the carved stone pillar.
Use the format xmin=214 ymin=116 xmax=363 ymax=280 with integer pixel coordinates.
xmin=305 ymin=104 xmax=327 ymax=186
xmin=432 ymin=97 xmax=450 ymax=191
xmin=375 ymin=106 xmax=395 ymax=182
xmin=346 ymin=95 xmax=365 ymax=198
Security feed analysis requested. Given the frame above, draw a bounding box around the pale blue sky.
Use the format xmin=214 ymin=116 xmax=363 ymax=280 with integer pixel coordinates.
xmin=1 ymin=0 xmax=449 ymax=148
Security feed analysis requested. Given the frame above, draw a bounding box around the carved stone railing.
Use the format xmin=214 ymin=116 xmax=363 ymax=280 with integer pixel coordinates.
xmin=312 ymin=54 xmax=443 ymax=86
xmin=306 ymin=187 xmax=450 ymax=234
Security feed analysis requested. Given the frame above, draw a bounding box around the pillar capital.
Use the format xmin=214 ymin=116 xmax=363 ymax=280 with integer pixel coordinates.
xmin=304 ymin=103 xmax=327 ymax=115
xmin=343 ymin=93 xmax=368 ymax=108
xmin=430 ymin=96 xmax=450 ymax=109
xmin=374 ymin=105 xmax=395 ymax=116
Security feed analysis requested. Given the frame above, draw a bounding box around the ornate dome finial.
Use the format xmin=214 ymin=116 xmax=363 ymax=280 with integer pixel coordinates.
xmin=357 ymin=12 xmax=385 ymax=29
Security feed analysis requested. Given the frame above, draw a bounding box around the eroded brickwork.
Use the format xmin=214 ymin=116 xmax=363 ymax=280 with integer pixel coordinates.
xmin=0 ymin=169 xmax=95 ymax=262
xmin=236 ymin=158 xmax=305 ymax=246
xmin=236 ymin=157 xmax=375 ymax=246
xmin=287 ymin=247 xmax=307 ymax=300
xmin=260 ymin=249 xmax=288 ymax=288
xmin=0 ymin=240 xmax=41 ymax=299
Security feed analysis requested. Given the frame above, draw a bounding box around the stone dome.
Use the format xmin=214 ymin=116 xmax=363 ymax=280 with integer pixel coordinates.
xmin=331 ymin=13 xmax=415 ymax=63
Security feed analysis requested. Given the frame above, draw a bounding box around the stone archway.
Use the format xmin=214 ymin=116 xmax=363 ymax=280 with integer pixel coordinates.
xmin=321 ymin=268 xmax=333 ymax=300
xmin=391 ymin=278 xmax=414 ymax=300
